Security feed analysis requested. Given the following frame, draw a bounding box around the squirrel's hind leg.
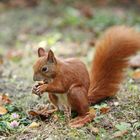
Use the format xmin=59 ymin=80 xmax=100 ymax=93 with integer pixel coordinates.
xmin=67 ymin=86 xmax=94 ymax=128
xmin=69 ymin=109 xmax=95 ymax=128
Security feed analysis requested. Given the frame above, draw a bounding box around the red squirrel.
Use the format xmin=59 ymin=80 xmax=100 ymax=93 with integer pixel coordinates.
xmin=32 ymin=26 xmax=140 ymax=127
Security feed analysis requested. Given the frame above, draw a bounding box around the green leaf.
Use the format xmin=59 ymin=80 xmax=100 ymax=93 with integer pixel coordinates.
xmin=94 ymin=103 xmax=108 ymax=109
xmin=115 ymin=122 xmax=131 ymax=131
xmin=133 ymin=122 xmax=140 ymax=129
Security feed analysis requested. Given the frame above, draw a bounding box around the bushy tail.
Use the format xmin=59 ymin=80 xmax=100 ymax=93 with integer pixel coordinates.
xmin=88 ymin=26 xmax=140 ymax=104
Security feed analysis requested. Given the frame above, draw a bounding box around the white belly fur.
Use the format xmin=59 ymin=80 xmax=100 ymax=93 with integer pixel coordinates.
xmin=55 ymin=94 xmax=70 ymax=111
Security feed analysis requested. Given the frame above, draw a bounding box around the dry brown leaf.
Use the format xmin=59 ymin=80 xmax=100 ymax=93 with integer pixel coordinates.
xmin=100 ymin=107 xmax=110 ymax=114
xmin=52 ymin=114 xmax=59 ymax=122
xmin=112 ymin=130 xmax=128 ymax=138
xmin=0 ymin=94 xmax=12 ymax=105
xmin=2 ymin=94 xmax=12 ymax=104
xmin=89 ymin=108 xmax=96 ymax=116
xmin=0 ymin=106 xmax=8 ymax=115
xmin=90 ymin=127 xmax=99 ymax=134
xmin=132 ymin=71 xmax=140 ymax=80
xmin=28 ymin=122 xmax=40 ymax=128
xmin=28 ymin=111 xmax=39 ymax=117
xmin=28 ymin=108 xmax=50 ymax=119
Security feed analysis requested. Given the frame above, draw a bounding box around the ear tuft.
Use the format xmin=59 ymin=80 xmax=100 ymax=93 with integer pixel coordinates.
xmin=38 ymin=47 xmax=46 ymax=57
xmin=47 ymin=49 xmax=57 ymax=64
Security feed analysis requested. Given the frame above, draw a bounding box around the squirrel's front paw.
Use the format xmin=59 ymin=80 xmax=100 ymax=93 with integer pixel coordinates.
xmin=32 ymin=85 xmax=39 ymax=96
xmin=32 ymin=84 xmax=42 ymax=97
xmin=32 ymin=84 xmax=47 ymax=97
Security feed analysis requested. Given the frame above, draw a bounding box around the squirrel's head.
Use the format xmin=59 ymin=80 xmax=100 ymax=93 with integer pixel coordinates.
xmin=33 ymin=47 xmax=57 ymax=83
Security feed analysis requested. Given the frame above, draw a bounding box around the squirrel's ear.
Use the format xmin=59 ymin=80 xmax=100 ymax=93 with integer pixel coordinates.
xmin=38 ymin=47 xmax=46 ymax=57
xmin=47 ymin=49 xmax=57 ymax=64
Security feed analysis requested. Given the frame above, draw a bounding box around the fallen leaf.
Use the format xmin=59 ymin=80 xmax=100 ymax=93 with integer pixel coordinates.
xmin=89 ymin=108 xmax=96 ymax=118
xmin=0 ymin=94 xmax=12 ymax=105
xmin=0 ymin=106 xmax=8 ymax=115
xmin=28 ymin=111 xmax=39 ymax=117
xmin=133 ymin=122 xmax=140 ymax=129
xmin=2 ymin=94 xmax=12 ymax=104
xmin=90 ymin=127 xmax=99 ymax=134
xmin=100 ymin=107 xmax=110 ymax=114
xmin=100 ymin=118 xmax=113 ymax=128
xmin=28 ymin=108 xmax=50 ymax=119
xmin=28 ymin=122 xmax=40 ymax=128
xmin=132 ymin=71 xmax=140 ymax=80
xmin=112 ymin=130 xmax=128 ymax=138
xmin=52 ymin=114 xmax=59 ymax=122
xmin=115 ymin=122 xmax=131 ymax=131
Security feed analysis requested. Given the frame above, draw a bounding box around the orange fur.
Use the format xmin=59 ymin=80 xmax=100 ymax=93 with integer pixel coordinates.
xmin=88 ymin=26 xmax=140 ymax=104
xmin=32 ymin=26 xmax=140 ymax=127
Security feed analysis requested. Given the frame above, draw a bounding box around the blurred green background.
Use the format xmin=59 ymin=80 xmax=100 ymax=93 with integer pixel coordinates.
xmin=0 ymin=0 xmax=140 ymax=139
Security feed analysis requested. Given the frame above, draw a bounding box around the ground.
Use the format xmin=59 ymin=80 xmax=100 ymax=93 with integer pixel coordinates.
xmin=0 ymin=0 xmax=140 ymax=139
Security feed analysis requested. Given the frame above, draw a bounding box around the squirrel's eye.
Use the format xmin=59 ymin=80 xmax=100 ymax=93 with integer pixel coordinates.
xmin=42 ymin=66 xmax=48 ymax=72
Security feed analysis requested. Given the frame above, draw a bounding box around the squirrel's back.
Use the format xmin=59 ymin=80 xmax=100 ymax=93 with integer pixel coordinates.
xmin=59 ymin=58 xmax=90 ymax=91
xmin=88 ymin=26 xmax=140 ymax=104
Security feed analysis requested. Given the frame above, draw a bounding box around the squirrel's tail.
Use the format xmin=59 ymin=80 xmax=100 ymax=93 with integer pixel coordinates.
xmin=88 ymin=26 xmax=140 ymax=104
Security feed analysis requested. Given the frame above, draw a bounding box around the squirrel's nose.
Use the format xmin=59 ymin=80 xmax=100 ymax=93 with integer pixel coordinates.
xmin=33 ymin=75 xmax=37 ymax=81
xmin=33 ymin=74 xmax=43 ymax=81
